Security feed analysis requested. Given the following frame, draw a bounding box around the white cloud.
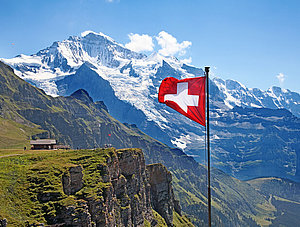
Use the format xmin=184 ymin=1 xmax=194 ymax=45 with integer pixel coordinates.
xmin=276 ymin=73 xmax=285 ymax=85
xmin=181 ymin=57 xmax=192 ymax=64
xmin=125 ymin=33 xmax=154 ymax=52
xmin=156 ymin=31 xmax=192 ymax=57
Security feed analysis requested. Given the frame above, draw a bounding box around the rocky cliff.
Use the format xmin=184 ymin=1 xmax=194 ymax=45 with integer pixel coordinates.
xmin=0 ymin=148 xmax=191 ymax=226
xmin=147 ymin=163 xmax=181 ymax=226
xmin=56 ymin=148 xmax=156 ymax=226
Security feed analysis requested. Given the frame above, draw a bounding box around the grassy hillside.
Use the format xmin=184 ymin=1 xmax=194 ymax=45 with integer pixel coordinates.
xmin=0 ymin=117 xmax=44 ymax=149
xmin=0 ymin=148 xmax=79 ymax=225
xmin=248 ymin=177 xmax=300 ymax=226
xmin=248 ymin=177 xmax=300 ymax=202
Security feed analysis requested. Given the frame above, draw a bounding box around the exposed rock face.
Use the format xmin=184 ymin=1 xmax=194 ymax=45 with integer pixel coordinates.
xmin=37 ymin=191 xmax=62 ymax=202
xmin=147 ymin=163 xmax=181 ymax=226
xmin=55 ymin=149 xmax=180 ymax=226
xmin=62 ymin=165 xmax=84 ymax=195
xmin=117 ymin=149 xmax=153 ymax=226
xmin=83 ymin=148 xmax=154 ymax=227
xmin=56 ymin=200 xmax=92 ymax=227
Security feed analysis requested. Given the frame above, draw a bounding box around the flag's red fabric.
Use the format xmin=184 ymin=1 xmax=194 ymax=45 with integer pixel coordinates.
xmin=158 ymin=77 xmax=206 ymax=126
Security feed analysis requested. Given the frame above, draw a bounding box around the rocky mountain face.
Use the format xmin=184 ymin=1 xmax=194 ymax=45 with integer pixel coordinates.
xmin=2 ymin=31 xmax=299 ymax=183
xmin=147 ymin=163 xmax=182 ymax=226
xmin=212 ymin=77 xmax=300 ymax=117
xmin=210 ymin=106 xmax=300 ymax=181
xmin=57 ymin=148 xmax=179 ymax=227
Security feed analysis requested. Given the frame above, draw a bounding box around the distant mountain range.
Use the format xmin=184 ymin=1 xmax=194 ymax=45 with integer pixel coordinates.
xmin=2 ymin=31 xmax=300 ymax=182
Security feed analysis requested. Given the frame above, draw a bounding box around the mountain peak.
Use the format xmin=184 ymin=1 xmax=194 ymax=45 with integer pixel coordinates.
xmin=70 ymin=89 xmax=93 ymax=103
xmin=81 ymin=30 xmax=116 ymax=43
xmin=268 ymin=86 xmax=292 ymax=95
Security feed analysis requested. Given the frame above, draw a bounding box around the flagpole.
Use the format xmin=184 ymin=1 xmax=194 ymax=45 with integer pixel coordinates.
xmin=205 ymin=66 xmax=212 ymax=227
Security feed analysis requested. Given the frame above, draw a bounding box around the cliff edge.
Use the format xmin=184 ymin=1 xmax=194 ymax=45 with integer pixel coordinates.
xmin=0 ymin=148 xmax=192 ymax=227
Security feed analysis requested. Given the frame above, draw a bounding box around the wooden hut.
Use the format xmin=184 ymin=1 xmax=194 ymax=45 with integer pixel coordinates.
xmin=30 ymin=139 xmax=57 ymax=150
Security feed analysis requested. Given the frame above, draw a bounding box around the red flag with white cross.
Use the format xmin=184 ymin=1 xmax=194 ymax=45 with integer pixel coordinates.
xmin=158 ymin=77 xmax=206 ymax=126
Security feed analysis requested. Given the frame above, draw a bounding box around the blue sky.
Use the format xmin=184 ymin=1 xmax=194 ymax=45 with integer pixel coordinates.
xmin=1 ymin=0 xmax=299 ymax=92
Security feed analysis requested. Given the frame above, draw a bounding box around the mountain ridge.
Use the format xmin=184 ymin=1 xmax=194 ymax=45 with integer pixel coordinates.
xmin=2 ymin=31 xmax=299 ymax=116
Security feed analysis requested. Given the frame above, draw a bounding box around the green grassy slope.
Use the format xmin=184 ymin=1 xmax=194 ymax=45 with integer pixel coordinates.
xmin=0 ymin=117 xmax=44 ymax=149
xmin=248 ymin=177 xmax=300 ymax=226
xmin=248 ymin=177 xmax=300 ymax=202
xmin=0 ymin=148 xmax=80 ymax=225
xmin=269 ymin=196 xmax=300 ymax=226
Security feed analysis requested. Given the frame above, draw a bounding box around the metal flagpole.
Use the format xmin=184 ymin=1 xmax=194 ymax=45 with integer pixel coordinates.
xmin=205 ymin=66 xmax=212 ymax=227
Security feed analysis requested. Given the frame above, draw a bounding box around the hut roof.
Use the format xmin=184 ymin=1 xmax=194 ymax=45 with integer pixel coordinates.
xmin=30 ymin=139 xmax=56 ymax=145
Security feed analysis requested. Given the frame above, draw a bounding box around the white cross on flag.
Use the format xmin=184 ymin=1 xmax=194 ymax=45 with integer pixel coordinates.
xmin=158 ymin=77 xmax=206 ymax=126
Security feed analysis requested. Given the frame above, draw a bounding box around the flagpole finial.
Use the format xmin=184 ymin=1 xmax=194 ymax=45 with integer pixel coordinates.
xmin=205 ymin=67 xmax=210 ymax=74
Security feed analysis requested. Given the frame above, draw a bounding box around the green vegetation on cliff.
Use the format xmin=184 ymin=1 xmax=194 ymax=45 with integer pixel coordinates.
xmin=173 ymin=211 xmax=194 ymax=227
xmin=0 ymin=117 xmax=44 ymax=149
xmin=0 ymin=148 xmax=193 ymax=226
xmin=0 ymin=148 xmax=107 ymax=225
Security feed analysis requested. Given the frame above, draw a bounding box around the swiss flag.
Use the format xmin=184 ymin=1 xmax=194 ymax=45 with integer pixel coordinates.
xmin=158 ymin=77 xmax=206 ymax=126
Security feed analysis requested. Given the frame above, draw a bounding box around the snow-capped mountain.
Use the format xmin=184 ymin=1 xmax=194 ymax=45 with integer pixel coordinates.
xmin=4 ymin=31 xmax=145 ymax=96
xmin=213 ymin=77 xmax=300 ymax=117
xmin=2 ymin=31 xmax=300 ymax=181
